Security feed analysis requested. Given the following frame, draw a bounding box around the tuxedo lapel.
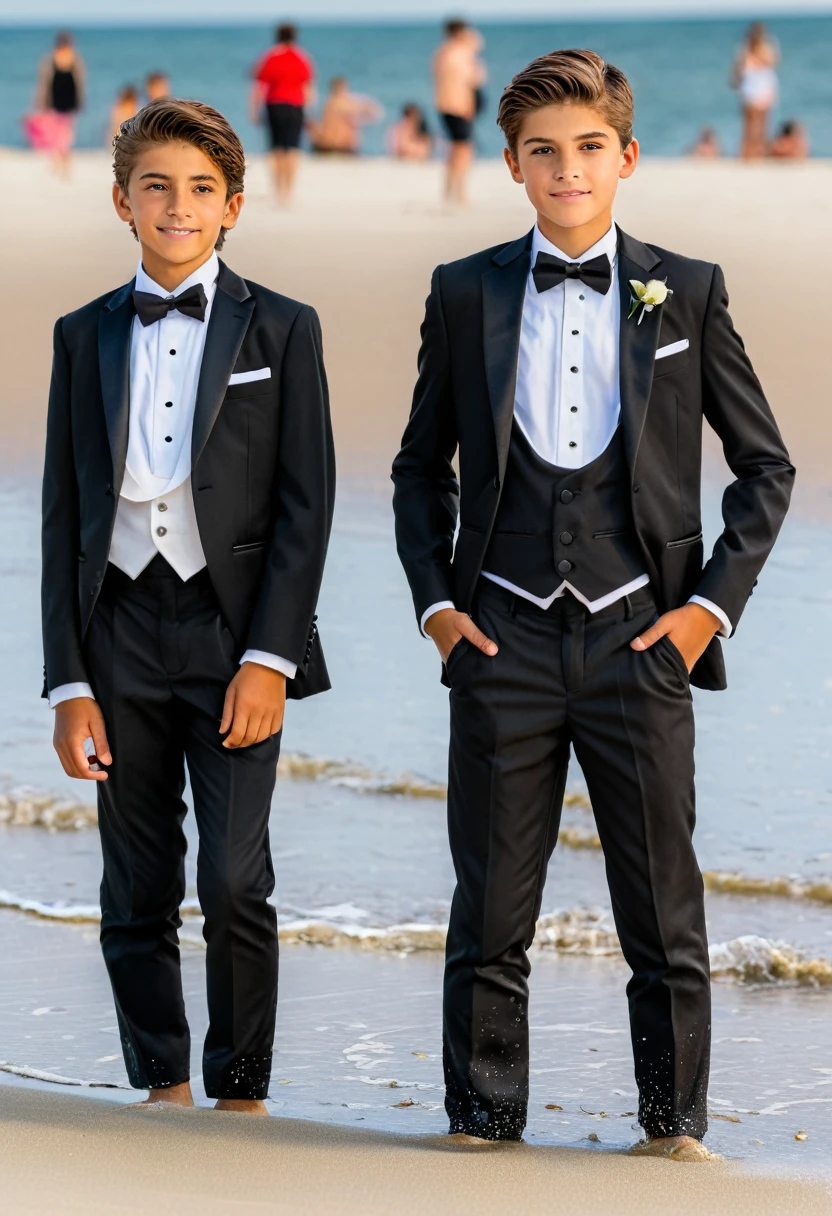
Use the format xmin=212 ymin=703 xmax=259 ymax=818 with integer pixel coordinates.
xmin=191 ymin=261 xmax=255 ymax=468
xmin=616 ymin=227 xmax=664 ymax=474
xmin=482 ymin=231 xmax=533 ymax=479
xmin=98 ymin=281 xmax=135 ymax=494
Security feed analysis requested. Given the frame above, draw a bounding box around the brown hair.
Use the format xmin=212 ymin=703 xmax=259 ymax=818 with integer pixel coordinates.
xmin=113 ymin=97 xmax=245 ymax=251
xmin=497 ymin=49 xmax=634 ymax=154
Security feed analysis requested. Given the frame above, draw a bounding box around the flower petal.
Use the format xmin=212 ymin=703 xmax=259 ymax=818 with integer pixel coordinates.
xmin=629 ymin=280 xmax=646 ymax=299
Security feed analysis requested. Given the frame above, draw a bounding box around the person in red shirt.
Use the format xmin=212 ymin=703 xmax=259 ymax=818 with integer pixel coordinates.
xmin=250 ymin=23 xmax=315 ymax=205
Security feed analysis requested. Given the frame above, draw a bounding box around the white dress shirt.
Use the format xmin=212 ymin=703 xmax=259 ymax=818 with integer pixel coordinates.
xmin=50 ymin=255 xmax=295 ymax=708
xmin=422 ymin=224 xmax=731 ymax=638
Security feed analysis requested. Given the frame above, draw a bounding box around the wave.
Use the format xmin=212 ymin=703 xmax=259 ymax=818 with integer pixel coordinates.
xmin=0 ymin=787 xmax=97 ymax=831
xmin=703 ymin=870 xmax=832 ymax=906
xmin=0 ymin=1061 xmax=130 ymax=1089
xmin=0 ymin=890 xmax=201 ymax=923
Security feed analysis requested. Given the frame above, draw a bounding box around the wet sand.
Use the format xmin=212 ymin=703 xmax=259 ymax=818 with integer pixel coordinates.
xmin=1 ymin=150 xmax=830 ymax=513
xmin=2 ymin=1080 xmax=831 ymax=1216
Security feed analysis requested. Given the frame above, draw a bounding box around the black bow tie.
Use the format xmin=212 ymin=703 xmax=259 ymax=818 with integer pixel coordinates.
xmin=132 ymin=282 xmax=208 ymax=327
xmin=532 ymin=251 xmax=612 ymax=296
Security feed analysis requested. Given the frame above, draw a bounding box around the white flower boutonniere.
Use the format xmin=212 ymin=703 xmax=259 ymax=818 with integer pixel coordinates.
xmin=628 ymin=279 xmax=673 ymax=325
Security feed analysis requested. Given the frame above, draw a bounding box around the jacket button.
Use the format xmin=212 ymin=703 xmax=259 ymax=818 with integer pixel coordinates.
xmin=560 ymin=489 xmax=574 ymax=504
xmin=557 ymin=559 xmax=573 ymax=575
xmin=633 ymin=484 xmax=640 ymax=493
xmin=493 ymin=476 xmax=500 ymax=490
xmin=559 ymin=531 xmax=573 ymax=545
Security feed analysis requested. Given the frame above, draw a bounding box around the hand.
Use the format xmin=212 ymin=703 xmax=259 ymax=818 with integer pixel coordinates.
xmin=53 ymin=697 xmax=111 ymax=781
xmin=630 ymin=603 xmax=722 ymax=672
xmin=425 ymin=608 xmax=498 ymax=664
xmin=220 ymin=662 xmax=286 ymax=749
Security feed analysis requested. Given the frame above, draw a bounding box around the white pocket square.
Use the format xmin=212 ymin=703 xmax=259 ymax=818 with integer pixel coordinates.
xmin=228 ymin=367 xmax=271 ymax=385
xmin=655 ymin=339 xmax=689 ymax=361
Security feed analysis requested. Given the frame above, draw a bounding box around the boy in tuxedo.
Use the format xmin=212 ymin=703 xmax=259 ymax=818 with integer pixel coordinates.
xmin=392 ymin=50 xmax=793 ymax=1157
xmin=42 ymin=98 xmax=334 ymax=1114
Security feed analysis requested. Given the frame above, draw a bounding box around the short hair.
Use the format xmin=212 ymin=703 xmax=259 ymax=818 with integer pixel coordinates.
xmin=113 ymin=98 xmax=245 ymax=251
xmin=445 ymin=18 xmax=467 ymax=37
xmin=497 ymin=48 xmax=634 ymax=154
xmin=277 ymin=23 xmax=297 ymax=43
xmin=55 ymin=29 xmax=73 ymax=48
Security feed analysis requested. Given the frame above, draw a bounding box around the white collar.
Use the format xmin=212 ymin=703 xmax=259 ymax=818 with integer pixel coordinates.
xmin=531 ymin=223 xmax=618 ymax=267
xmin=134 ymin=250 xmax=220 ymax=299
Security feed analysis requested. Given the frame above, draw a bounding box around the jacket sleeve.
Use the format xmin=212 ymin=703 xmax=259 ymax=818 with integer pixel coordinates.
xmin=243 ymin=304 xmax=335 ymax=664
xmin=41 ymin=317 xmax=91 ymax=696
xmin=693 ymin=263 xmax=795 ymax=631
xmin=391 ymin=265 xmax=459 ymax=626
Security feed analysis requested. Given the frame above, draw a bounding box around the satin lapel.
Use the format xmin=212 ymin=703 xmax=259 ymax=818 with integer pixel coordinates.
xmin=617 ymin=236 xmax=664 ymax=475
xmin=97 ymin=283 xmax=134 ymax=494
xmin=482 ymin=240 xmax=531 ymax=480
xmin=191 ymin=284 xmax=256 ymax=468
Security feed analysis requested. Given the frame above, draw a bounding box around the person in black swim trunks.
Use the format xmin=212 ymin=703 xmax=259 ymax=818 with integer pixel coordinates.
xmin=33 ymin=30 xmax=86 ymax=178
xmin=433 ymin=19 xmax=486 ymax=206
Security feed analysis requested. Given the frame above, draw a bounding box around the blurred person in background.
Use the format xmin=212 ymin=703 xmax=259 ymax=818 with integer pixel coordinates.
xmin=769 ymin=119 xmax=809 ymax=159
xmin=145 ymin=72 xmax=171 ymax=103
xmin=110 ymin=84 xmax=139 ymax=141
xmin=308 ymin=77 xmax=382 ymax=156
xmin=687 ymin=126 xmax=721 ymax=158
xmin=28 ymin=30 xmax=86 ymax=177
xmin=731 ymin=22 xmax=779 ymax=160
xmin=433 ymin=18 xmax=485 ymax=206
xmin=251 ymin=23 xmax=315 ymax=205
xmin=388 ymin=102 xmax=433 ymax=160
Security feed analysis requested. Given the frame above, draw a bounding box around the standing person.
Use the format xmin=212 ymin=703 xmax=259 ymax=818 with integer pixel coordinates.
xmin=433 ymin=18 xmax=485 ymax=206
xmin=31 ymin=30 xmax=86 ymax=177
xmin=392 ymin=49 xmax=793 ymax=1156
xmin=307 ymin=77 xmax=382 ymax=155
xmin=251 ymin=23 xmax=315 ymax=205
xmin=387 ymin=103 xmax=433 ymax=160
xmin=109 ymin=85 xmax=139 ymax=141
xmin=145 ymin=72 xmax=171 ymax=103
xmin=42 ymin=98 xmax=334 ymax=1113
xmin=731 ymin=22 xmax=779 ymax=160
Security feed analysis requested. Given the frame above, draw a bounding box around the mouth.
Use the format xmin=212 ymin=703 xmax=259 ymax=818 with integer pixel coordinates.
xmin=157 ymin=226 xmax=199 ymax=238
xmin=551 ymin=190 xmax=590 ymax=200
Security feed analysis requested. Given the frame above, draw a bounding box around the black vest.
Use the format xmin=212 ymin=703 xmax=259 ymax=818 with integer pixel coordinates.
xmin=482 ymin=423 xmax=644 ymax=602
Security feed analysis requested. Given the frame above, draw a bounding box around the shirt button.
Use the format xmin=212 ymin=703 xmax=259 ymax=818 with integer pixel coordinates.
xmin=570 ymin=406 xmax=578 ymax=413
xmin=560 ymin=489 xmax=574 ymax=504
xmin=570 ymin=366 xmax=579 ymax=373
xmin=165 ymin=401 xmax=173 ymax=408
xmin=557 ymin=559 xmax=573 ymax=575
xmin=169 ymin=349 xmax=176 ymax=356
xmin=569 ymin=441 xmax=577 ymax=448
xmin=156 ymin=526 xmax=167 ymax=537
xmin=164 ymin=436 xmax=172 ymax=442
xmin=571 ymin=329 xmax=579 ymax=335
xmin=158 ymin=502 xmax=168 ymax=512
xmin=578 ymin=294 xmax=585 ymax=301
xmin=559 ymin=531 xmax=574 ymax=545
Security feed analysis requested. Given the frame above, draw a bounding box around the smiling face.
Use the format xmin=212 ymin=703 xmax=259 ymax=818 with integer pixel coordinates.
xmin=504 ymin=102 xmax=638 ymax=256
xmin=112 ymin=141 xmax=244 ymax=290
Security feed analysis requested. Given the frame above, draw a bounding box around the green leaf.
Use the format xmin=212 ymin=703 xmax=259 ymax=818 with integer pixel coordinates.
xmin=627 ymin=298 xmax=640 ymax=320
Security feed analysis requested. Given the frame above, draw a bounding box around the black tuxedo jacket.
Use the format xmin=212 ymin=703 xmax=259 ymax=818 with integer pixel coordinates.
xmin=42 ymin=260 xmax=335 ymax=701
xmin=391 ymin=227 xmax=794 ymax=691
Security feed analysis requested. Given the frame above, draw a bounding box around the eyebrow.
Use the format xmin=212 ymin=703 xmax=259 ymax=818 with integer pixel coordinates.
xmin=522 ymin=131 xmax=610 ymax=146
xmin=138 ymin=172 xmax=220 ymax=182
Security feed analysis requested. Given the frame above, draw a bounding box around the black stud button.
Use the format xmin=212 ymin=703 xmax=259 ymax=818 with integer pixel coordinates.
xmin=557 ymin=559 xmax=573 ymax=575
xmin=569 ymin=441 xmax=577 ymax=448
xmin=570 ymin=366 xmax=579 ymax=373
xmin=165 ymin=401 xmax=173 ymax=408
xmin=570 ymin=406 xmax=578 ymax=413
xmin=559 ymin=531 xmax=574 ymax=545
xmin=560 ymin=489 xmax=574 ymax=504
xmin=578 ymin=294 xmax=585 ymax=301
xmin=571 ymin=329 xmax=579 ymax=335
xmin=164 ymin=436 xmax=172 ymax=442
xmin=169 ymin=349 xmax=176 ymax=355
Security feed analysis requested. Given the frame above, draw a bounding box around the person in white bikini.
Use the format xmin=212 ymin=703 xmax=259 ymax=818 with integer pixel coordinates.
xmin=731 ymin=22 xmax=779 ymax=160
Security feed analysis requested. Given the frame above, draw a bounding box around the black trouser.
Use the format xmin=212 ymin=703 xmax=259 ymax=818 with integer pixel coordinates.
xmin=443 ymin=580 xmax=710 ymax=1141
xmin=86 ymin=557 xmax=281 ymax=1099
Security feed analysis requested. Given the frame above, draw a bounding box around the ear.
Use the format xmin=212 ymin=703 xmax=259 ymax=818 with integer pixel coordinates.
xmin=503 ymin=145 xmax=524 ymax=184
xmin=619 ymin=137 xmax=639 ymax=181
xmin=221 ymin=191 xmax=245 ymax=233
xmin=112 ymin=180 xmax=134 ymax=226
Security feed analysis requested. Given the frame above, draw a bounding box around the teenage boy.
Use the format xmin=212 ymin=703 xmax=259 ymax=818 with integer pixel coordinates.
xmin=42 ymin=98 xmax=334 ymax=1114
xmin=392 ymin=50 xmax=793 ymax=1157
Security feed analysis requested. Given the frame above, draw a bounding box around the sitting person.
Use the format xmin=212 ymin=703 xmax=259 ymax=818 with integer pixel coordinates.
xmin=307 ymin=76 xmax=382 ymax=155
xmin=687 ymin=126 xmax=721 ymax=158
xmin=769 ymin=120 xmax=809 ymax=159
xmin=388 ymin=102 xmax=433 ymax=160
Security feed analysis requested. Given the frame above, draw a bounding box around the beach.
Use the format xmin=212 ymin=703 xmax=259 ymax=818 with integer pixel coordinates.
xmin=1 ymin=151 xmax=832 ymax=1210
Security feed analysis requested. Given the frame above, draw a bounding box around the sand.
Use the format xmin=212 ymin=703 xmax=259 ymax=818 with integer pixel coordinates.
xmin=1 ymin=150 xmax=830 ymax=513
xmin=2 ymin=1082 xmax=831 ymax=1216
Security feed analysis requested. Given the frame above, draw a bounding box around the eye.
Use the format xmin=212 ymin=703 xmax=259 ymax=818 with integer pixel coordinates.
xmin=580 ymin=142 xmax=603 ymax=151
xmin=147 ymin=182 xmax=167 ymax=191
xmin=194 ymin=185 xmax=213 ymax=194
xmin=531 ymin=145 xmax=554 ymax=155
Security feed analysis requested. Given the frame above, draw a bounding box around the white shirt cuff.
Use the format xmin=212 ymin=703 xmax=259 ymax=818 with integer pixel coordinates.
xmin=688 ymin=596 xmax=732 ymax=639
xmin=240 ymin=649 xmax=297 ymax=680
xmin=49 ymin=682 xmax=95 ymax=709
xmin=420 ymin=601 xmax=456 ymax=638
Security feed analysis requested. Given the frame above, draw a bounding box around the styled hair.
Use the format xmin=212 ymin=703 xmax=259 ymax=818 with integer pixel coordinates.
xmin=445 ymin=18 xmax=467 ymax=37
xmin=277 ymin=23 xmax=297 ymax=43
xmin=497 ymin=48 xmax=634 ymax=154
xmin=113 ymin=97 xmax=245 ymax=251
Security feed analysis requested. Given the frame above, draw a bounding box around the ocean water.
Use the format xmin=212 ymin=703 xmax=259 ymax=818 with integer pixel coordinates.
xmin=1 ymin=16 xmax=832 ymax=158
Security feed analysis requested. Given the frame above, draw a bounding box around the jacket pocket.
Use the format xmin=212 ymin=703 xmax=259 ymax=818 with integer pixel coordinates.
xmin=666 ymin=531 xmax=703 ymax=550
xmin=232 ymin=541 xmax=266 ymax=555
xmin=593 ymin=528 xmax=630 ymax=540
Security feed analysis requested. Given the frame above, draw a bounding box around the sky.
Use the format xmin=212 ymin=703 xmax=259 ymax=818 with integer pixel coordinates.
xmin=3 ymin=0 xmax=832 ymax=21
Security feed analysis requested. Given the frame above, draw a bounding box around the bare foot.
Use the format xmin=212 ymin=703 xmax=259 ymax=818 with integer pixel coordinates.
xmin=447 ymin=1132 xmax=520 ymax=1148
xmin=629 ymin=1135 xmax=714 ymax=1162
xmin=126 ymin=1081 xmax=194 ymax=1110
xmin=214 ymin=1098 xmax=270 ymax=1116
